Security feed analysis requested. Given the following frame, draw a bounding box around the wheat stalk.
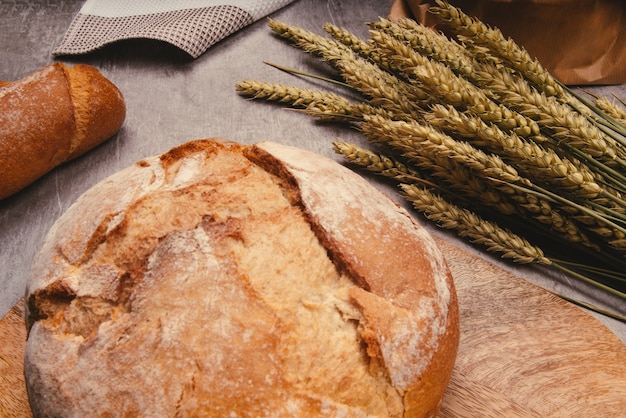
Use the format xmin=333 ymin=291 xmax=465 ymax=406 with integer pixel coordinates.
xmin=322 ymin=22 xmax=390 ymax=69
xmin=425 ymin=104 xmax=604 ymax=199
xmin=401 ymin=183 xmax=626 ymax=309
xmin=269 ymin=19 xmax=431 ymax=120
xmin=235 ymin=80 xmax=347 ymax=108
xmin=363 ymin=115 xmax=521 ymax=213
xmin=375 ymin=13 xmax=626 ymax=172
xmin=359 ymin=115 xmax=595 ymax=241
xmin=236 ymin=78 xmax=399 ymax=122
xmin=594 ymin=96 xmax=626 ymax=125
xmin=424 ymin=105 xmax=626 ymax=249
xmin=304 ymin=98 xmax=396 ymax=122
xmin=372 ymin=114 xmax=621 ymax=252
xmin=412 ymin=3 xmax=626 ymax=169
xmin=402 ymin=183 xmax=551 ymax=264
xmin=371 ymin=17 xmax=476 ymax=81
xmin=431 ymin=0 xmax=626 ymax=164
xmin=430 ymin=0 xmax=563 ymax=98
xmin=370 ymin=30 xmax=540 ymax=137
xmin=332 ymin=141 xmax=426 ymax=184
xmin=361 ymin=114 xmax=522 ymax=183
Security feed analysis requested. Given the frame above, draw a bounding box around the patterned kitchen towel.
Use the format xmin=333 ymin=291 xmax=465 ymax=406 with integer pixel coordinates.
xmin=53 ymin=0 xmax=296 ymax=58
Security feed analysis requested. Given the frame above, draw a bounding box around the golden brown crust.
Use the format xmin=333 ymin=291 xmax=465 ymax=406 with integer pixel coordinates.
xmin=0 ymin=64 xmax=74 ymax=199
xmin=25 ymin=139 xmax=458 ymax=417
xmin=63 ymin=64 xmax=126 ymax=160
xmin=0 ymin=63 xmax=125 ymax=200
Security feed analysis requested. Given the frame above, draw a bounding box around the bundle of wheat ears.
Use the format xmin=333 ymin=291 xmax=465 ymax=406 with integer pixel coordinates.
xmin=236 ymin=0 xmax=626 ymax=320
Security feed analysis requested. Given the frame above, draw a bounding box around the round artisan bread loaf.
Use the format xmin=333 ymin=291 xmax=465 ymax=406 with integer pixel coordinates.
xmin=24 ymin=139 xmax=459 ymax=417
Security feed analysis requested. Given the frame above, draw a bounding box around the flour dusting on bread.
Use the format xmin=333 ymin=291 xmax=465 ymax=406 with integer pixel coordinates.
xmin=24 ymin=139 xmax=459 ymax=418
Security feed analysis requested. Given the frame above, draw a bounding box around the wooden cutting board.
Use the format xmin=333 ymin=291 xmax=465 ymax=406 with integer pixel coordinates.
xmin=0 ymin=297 xmax=30 ymax=418
xmin=2 ymin=236 xmax=625 ymax=417
xmin=434 ymin=237 xmax=626 ymax=417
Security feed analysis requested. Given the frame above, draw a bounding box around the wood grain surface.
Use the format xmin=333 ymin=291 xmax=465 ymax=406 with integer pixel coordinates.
xmin=0 ymin=301 xmax=30 ymax=418
xmin=2 ymin=236 xmax=624 ymax=417
xmin=434 ymin=236 xmax=626 ymax=417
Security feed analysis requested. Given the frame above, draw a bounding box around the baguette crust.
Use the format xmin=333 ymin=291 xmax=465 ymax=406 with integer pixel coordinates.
xmin=24 ymin=139 xmax=458 ymax=417
xmin=0 ymin=63 xmax=125 ymax=200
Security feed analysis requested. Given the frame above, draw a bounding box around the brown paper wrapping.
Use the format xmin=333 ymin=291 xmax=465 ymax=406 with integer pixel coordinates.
xmin=389 ymin=0 xmax=626 ymax=85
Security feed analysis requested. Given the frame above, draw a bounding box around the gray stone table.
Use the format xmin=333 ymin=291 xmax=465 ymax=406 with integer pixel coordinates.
xmin=1 ymin=0 xmax=625 ymax=344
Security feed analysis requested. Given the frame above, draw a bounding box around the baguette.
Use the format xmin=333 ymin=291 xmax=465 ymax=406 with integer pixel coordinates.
xmin=24 ymin=139 xmax=459 ymax=417
xmin=0 ymin=63 xmax=126 ymax=200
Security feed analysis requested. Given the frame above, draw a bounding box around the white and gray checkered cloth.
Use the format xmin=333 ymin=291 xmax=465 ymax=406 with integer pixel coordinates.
xmin=53 ymin=0 xmax=296 ymax=58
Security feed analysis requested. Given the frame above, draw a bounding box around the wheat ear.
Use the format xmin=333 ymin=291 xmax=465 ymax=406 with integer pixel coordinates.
xmin=370 ymin=17 xmax=473 ymax=78
xmin=594 ymin=96 xmax=626 ymax=125
xmin=401 ymin=183 xmax=551 ymax=264
xmin=332 ymin=141 xmax=424 ymax=183
xmin=425 ymin=104 xmax=603 ymax=199
xmin=430 ymin=0 xmax=564 ymax=99
xmin=236 ymin=78 xmax=401 ymax=122
xmin=370 ymin=30 xmax=539 ymax=137
xmin=235 ymin=80 xmax=349 ymax=107
xmin=362 ymin=114 xmax=603 ymax=248
xmin=401 ymin=182 xmax=626 ymax=310
xmin=269 ymin=19 xmax=430 ymax=120
xmin=323 ymin=23 xmax=390 ymax=68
